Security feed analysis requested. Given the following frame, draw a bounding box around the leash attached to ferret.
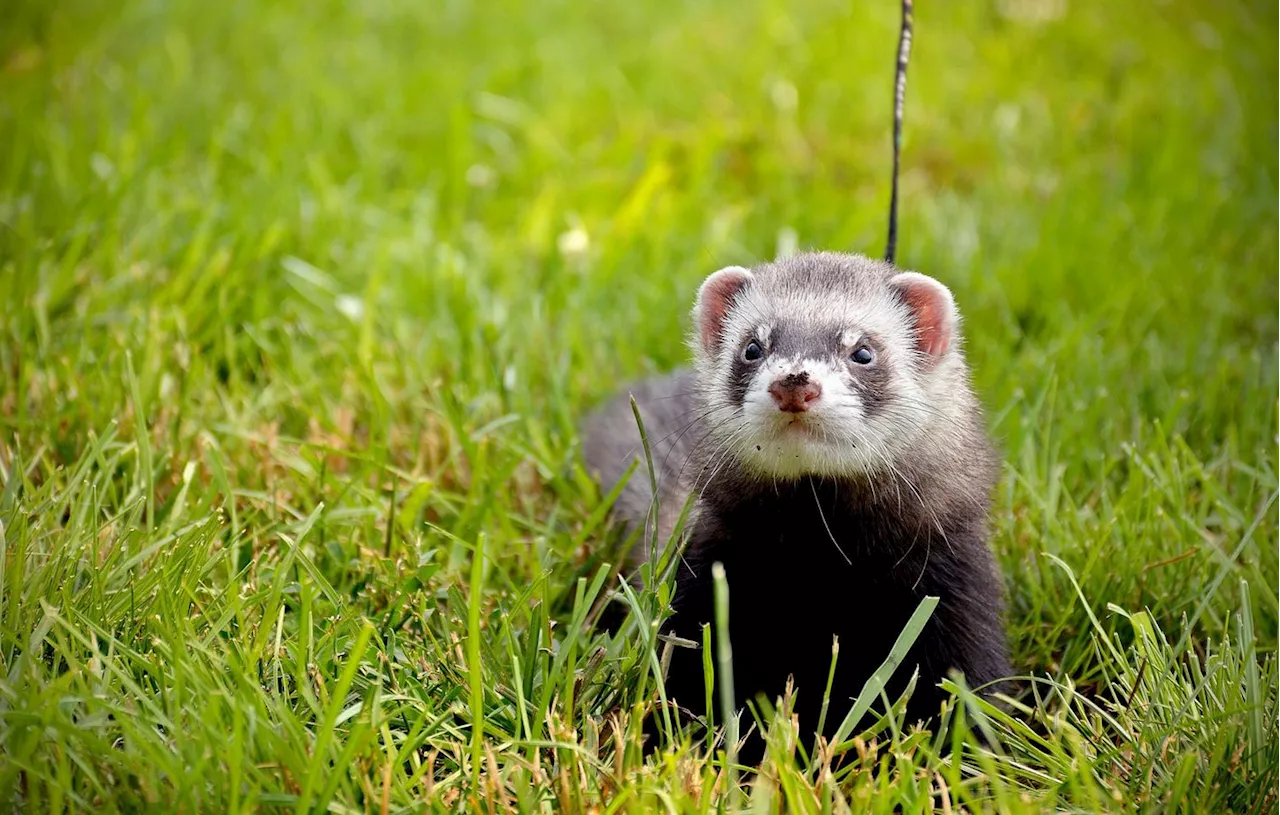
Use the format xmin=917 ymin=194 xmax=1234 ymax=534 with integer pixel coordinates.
xmin=884 ymin=0 xmax=913 ymax=266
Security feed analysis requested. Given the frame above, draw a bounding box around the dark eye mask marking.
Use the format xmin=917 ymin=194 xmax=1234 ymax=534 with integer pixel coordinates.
xmin=728 ymin=355 xmax=755 ymax=406
xmin=847 ymin=349 xmax=893 ymax=417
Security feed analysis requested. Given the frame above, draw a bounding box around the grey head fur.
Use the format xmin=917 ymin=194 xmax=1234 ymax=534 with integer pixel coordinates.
xmin=581 ymin=251 xmax=997 ymax=569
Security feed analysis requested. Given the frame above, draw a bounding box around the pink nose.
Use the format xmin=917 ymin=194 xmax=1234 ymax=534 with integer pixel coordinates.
xmin=768 ymin=374 xmax=822 ymax=413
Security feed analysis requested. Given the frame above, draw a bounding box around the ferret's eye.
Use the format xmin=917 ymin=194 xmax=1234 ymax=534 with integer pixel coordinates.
xmin=851 ymin=345 xmax=874 ymax=365
xmin=743 ymin=341 xmax=764 ymax=362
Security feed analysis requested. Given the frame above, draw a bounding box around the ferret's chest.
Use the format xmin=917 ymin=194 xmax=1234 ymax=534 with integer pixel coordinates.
xmin=669 ymin=495 xmax=931 ymax=704
xmin=681 ymin=490 xmax=931 ymax=611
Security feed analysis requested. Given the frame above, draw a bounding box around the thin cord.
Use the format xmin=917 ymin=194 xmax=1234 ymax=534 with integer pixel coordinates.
xmin=885 ymin=0 xmax=913 ymax=266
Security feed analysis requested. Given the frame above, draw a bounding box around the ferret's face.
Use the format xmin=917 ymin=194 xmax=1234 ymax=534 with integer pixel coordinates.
xmin=691 ymin=253 xmax=963 ymax=481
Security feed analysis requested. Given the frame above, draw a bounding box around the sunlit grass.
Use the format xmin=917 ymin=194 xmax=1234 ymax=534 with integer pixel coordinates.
xmin=0 ymin=0 xmax=1276 ymax=811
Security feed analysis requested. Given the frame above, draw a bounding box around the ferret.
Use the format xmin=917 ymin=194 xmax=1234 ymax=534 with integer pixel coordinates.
xmin=582 ymin=251 xmax=1009 ymax=757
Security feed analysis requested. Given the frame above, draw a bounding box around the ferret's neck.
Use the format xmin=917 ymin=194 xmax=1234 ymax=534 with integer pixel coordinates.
xmin=697 ymin=466 xmax=940 ymax=527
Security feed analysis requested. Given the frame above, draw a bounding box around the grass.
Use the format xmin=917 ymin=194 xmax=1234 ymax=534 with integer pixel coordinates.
xmin=0 ymin=0 xmax=1276 ymax=811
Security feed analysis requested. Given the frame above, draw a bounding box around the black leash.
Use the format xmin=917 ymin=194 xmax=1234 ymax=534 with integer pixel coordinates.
xmin=884 ymin=0 xmax=913 ymax=266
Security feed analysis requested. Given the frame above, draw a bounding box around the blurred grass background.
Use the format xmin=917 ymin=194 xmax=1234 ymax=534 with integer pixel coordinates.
xmin=0 ymin=0 xmax=1276 ymax=811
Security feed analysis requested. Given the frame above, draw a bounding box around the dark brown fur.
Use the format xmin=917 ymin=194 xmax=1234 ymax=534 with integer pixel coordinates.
xmin=581 ymin=253 xmax=1010 ymax=762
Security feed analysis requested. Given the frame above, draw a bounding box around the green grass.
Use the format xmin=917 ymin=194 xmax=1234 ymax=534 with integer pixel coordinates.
xmin=1 ymin=0 xmax=1276 ymax=811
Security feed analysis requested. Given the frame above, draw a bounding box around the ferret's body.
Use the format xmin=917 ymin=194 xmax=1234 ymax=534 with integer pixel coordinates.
xmin=583 ymin=252 xmax=1009 ymax=753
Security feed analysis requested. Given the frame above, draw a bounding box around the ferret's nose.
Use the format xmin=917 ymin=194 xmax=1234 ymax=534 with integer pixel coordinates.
xmin=768 ymin=373 xmax=822 ymax=413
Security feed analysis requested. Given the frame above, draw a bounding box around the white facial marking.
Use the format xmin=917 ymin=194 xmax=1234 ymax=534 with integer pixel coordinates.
xmin=734 ymin=355 xmax=869 ymax=478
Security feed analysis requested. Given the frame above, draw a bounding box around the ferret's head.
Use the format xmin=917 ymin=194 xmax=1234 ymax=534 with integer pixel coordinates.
xmin=690 ymin=252 xmax=973 ymax=481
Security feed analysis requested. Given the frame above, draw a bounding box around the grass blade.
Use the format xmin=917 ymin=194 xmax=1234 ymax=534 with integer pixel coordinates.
xmin=831 ymin=595 xmax=938 ymax=746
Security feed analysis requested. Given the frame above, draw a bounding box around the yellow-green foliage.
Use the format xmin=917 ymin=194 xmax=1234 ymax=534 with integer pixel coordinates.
xmin=0 ymin=0 xmax=1275 ymax=811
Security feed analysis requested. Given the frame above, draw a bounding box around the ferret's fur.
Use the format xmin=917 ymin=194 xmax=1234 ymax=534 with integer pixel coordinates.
xmin=583 ymin=251 xmax=1009 ymax=756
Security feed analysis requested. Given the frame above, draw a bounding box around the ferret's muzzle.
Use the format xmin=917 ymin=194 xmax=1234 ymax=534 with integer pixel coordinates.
xmin=768 ymin=372 xmax=822 ymax=413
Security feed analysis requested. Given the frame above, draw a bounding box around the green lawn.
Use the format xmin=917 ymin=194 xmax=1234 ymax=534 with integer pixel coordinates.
xmin=1 ymin=0 xmax=1277 ymax=811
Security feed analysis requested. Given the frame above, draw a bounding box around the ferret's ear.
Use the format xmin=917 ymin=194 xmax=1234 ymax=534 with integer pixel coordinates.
xmin=694 ymin=266 xmax=754 ymax=351
xmin=890 ymin=271 xmax=957 ymax=365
